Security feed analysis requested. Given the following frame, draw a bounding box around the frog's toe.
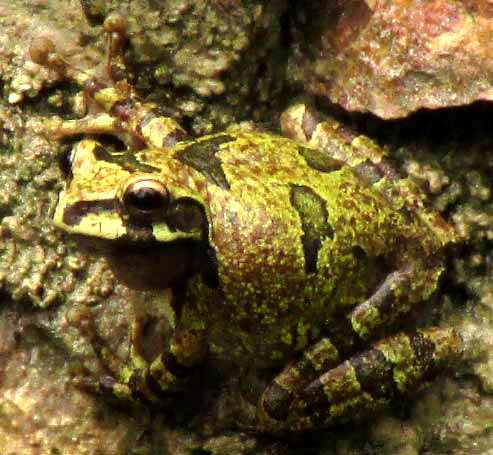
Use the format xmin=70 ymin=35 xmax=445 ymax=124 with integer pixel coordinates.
xmin=349 ymin=263 xmax=444 ymax=340
xmin=258 ymin=327 xmax=462 ymax=432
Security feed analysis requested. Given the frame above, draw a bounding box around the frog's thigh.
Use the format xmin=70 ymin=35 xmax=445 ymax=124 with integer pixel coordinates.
xmin=258 ymin=327 xmax=462 ymax=432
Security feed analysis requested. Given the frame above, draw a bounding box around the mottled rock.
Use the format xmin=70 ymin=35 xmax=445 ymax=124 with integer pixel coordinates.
xmin=290 ymin=0 xmax=493 ymax=118
xmin=79 ymin=0 xmax=289 ymax=133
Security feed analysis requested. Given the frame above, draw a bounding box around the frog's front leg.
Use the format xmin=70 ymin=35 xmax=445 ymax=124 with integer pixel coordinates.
xmin=32 ymin=13 xmax=187 ymax=151
xmin=147 ymin=326 xmax=208 ymax=393
xmin=51 ymin=113 xmax=122 ymax=139
xmin=51 ymin=106 xmax=186 ymax=152
xmin=103 ymin=324 xmax=207 ymax=404
xmin=258 ymin=326 xmax=461 ymax=432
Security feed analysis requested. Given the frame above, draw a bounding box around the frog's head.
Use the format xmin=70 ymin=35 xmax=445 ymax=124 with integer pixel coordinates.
xmin=54 ymin=139 xmax=210 ymax=245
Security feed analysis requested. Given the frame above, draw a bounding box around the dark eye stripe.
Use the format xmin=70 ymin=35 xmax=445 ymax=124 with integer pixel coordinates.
xmin=62 ymin=199 xmax=119 ymax=226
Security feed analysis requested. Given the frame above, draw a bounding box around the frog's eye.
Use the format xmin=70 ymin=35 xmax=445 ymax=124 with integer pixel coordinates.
xmin=123 ymin=179 xmax=170 ymax=217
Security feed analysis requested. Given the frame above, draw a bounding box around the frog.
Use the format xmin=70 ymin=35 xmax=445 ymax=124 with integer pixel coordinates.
xmin=33 ymin=12 xmax=462 ymax=433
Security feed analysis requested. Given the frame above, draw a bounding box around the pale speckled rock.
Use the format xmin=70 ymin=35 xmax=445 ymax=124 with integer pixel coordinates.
xmin=0 ymin=0 xmax=94 ymax=105
xmin=0 ymin=304 xmax=155 ymax=454
xmin=80 ymin=0 xmax=289 ymax=134
xmin=289 ymin=0 xmax=493 ymax=118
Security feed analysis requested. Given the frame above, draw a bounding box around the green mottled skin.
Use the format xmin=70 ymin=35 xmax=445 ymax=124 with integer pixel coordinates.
xmin=47 ymin=15 xmax=462 ymax=431
xmin=55 ymin=130 xmax=442 ymax=367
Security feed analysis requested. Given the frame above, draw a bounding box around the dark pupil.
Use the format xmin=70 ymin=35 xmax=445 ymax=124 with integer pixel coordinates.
xmin=126 ymin=187 xmax=165 ymax=211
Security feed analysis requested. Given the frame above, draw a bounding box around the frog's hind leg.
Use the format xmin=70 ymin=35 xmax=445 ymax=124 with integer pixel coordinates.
xmin=281 ymin=103 xmax=458 ymax=249
xmin=348 ymin=252 xmax=449 ymax=341
xmin=259 ymin=261 xmax=462 ymax=432
xmin=350 ymin=268 xmax=423 ymax=340
xmin=258 ymin=327 xmax=462 ymax=432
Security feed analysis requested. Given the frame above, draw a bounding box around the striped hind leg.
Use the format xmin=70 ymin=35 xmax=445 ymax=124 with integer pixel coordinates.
xmin=258 ymin=327 xmax=461 ymax=432
xmin=258 ymin=264 xmax=461 ymax=432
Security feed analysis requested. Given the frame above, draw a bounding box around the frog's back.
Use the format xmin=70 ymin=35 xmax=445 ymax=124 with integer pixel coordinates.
xmin=170 ymin=132 xmax=422 ymax=364
xmin=171 ymin=131 xmax=413 ymax=264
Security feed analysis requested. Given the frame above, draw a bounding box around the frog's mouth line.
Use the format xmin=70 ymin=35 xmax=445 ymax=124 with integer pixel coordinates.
xmin=59 ymin=197 xmax=219 ymax=289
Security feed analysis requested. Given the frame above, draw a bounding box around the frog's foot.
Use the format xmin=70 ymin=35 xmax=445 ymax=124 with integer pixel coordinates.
xmin=115 ymin=326 xmax=209 ymax=403
xmin=31 ymin=12 xmax=187 ymax=150
xmin=97 ymin=354 xmax=205 ymax=405
xmin=258 ymin=327 xmax=462 ymax=432
xmin=81 ymin=326 xmax=208 ymax=405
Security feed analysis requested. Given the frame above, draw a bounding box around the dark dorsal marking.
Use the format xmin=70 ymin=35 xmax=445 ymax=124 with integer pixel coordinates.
xmin=173 ymin=135 xmax=234 ymax=189
xmin=289 ymin=184 xmax=334 ymax=274
xmin=200 ymin=246 xmax=220 ymax=289
xmin=297 ymin=146 xmax=344 ymax=173
xmin=93 ymin=145 xmax=160 ymax=173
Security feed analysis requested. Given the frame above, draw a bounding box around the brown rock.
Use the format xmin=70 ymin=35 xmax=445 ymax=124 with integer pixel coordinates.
xmin=290 ymin=0 xmax=493 ymax=118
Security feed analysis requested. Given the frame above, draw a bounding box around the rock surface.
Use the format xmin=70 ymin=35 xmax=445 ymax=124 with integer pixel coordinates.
xmin=289 ymin=0 xmax=493 ymax=118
